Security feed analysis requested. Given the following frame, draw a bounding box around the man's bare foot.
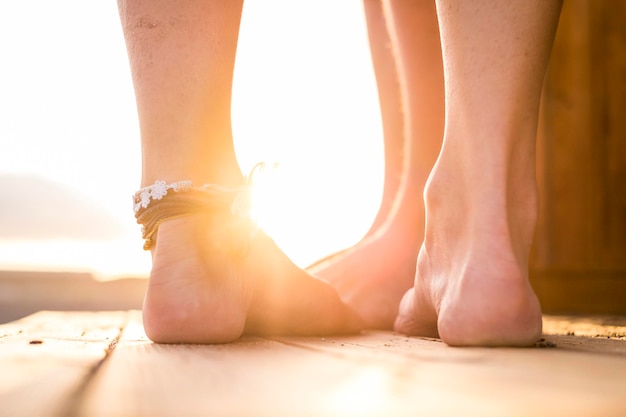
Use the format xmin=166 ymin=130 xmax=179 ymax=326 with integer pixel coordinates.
xmin=394 ymin=148 xmax=543 ymax=347
xmin=308 ymin=198 xmax=422 ymax=329
xmin=142 ymin=212 xmax=363 ymax=344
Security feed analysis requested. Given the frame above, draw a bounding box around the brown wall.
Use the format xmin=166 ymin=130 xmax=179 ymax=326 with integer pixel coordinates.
xmin=531 ymin=0 xmax=626 ymax=314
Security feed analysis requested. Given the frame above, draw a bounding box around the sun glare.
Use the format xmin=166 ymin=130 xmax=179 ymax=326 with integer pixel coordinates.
xmin=328 ymin=367 xmax=391 ymax=416
xmin=0 ymin=0 xmax=383 ymax=278
xmin=248 ymin=163 xmax=281 ymax=229
xmin=0 ymin=237 xmax=151 ymax=280
xmin=232 ymin=0 xmax=385 ymax=267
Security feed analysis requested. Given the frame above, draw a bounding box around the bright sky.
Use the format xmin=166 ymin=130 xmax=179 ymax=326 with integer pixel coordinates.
xmin=0 ymin=1 xmax=384 ymax=279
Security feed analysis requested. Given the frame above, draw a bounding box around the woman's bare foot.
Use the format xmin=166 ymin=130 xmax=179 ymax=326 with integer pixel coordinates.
xmin=391 ymin=0 xmax=561 ymax=346
xmin=308 ymin=203 xmax=421 ymax=329
xmin=142 ymin=213 xmax=363 ymax=344
xmin=117 ymin=0 xmax=364 ymax=345
xmin=307 ymin=0 xmax=444 ymax=330
xmin=394 ymin=144 xmax=543 ymax=346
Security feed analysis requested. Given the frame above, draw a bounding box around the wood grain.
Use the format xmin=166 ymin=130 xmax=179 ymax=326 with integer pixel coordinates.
xmin=0 ymin=311 xmax=127 ymax=417
xmin=532 ymin=0 xmax=626 ymax=313
xmin=73 ymin=312 xmax=626 ymax=417
xmin=2 ymin=311 xmax=625 ymax=417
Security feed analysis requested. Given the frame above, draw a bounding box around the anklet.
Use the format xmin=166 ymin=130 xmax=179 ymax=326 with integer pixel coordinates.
xmin=133 ymin=180 xmax=194 ymax=214
xmin=133 ymin=179 xmax=257 ymax=252
xmin=133 ymin=181 xmax=250 ymax=216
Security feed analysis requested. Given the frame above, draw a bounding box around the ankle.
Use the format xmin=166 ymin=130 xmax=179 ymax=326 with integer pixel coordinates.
xmin=141 ymin=163 xmax=245 ymax=190
xmin=422 ymin=148 xmax=539 ymax=270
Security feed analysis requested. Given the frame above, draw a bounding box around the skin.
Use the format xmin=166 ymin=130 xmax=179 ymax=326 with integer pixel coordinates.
xmin=308 ymin=0 xmax=444 ymax=330
xmin=117 ymin=0 xmax=563 ymax=346
xmin=315 ymin=0 xmax=563 ymax=346
xmin=118 ymin=0 xmax=362 ymax=343
xmin=391 ymin=0 xmax=563 ymax=346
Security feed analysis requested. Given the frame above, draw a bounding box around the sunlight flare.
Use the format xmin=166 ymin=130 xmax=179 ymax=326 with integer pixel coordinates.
xmin=328 ymin=367 xmax=391 ymax=416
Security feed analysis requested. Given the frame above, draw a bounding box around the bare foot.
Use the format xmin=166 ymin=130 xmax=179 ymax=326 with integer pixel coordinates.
xmin=394 ymin=150 xmax=543 ymax=347
xmin=142 ymin=212 xmax=363 ymax=344
xmin=308 ymin=199 xmax=422 ymax=329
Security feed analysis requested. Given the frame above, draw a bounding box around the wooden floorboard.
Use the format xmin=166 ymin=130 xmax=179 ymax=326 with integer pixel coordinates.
xmin=0 ymin=311 xmax=127 ymax=417
xmin=1 ymin=311 xmax=625 ymax=417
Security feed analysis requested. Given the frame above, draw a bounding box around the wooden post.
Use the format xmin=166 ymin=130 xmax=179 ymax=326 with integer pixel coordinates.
xmin=531 ymin=0 xmax=626 ymax=314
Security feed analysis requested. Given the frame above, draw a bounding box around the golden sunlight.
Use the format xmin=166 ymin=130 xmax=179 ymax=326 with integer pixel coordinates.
xmin=328 ymin=367 xmax=391 ymax=416
xmin=248 ymin=163 xmax=282 ymax=231
xmin=0 ymin=0 xmax=383 ymax=278
xmin=232 ymin=0 xmax=384 ymax=267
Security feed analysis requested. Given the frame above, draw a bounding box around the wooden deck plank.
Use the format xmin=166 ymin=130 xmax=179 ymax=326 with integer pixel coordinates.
xmin=75 ymin=311 xmax=626 ymax=417
xmin=542 ymin=315 xmax=626 ymax=355
xmin=2 ymin=311 xmax=625 ymax=417
xmin=271 ymin=332 xmax=626 ymax=417
xmin=0 ymin=311 xmax=128 ymax=417
xmin=78 ymin=313 xmax=423 ymax=417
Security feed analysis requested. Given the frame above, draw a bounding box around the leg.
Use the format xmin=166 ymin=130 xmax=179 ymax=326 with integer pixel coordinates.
xmin=395 ymin=0 xmax=563 ymax=346
xmin=118 ymin=0 xmax=362 ymax=343
xmin=308 ymin=0 xmax=444 ymax=329
xmin=361 ymin=0 xmax=406 ymax=237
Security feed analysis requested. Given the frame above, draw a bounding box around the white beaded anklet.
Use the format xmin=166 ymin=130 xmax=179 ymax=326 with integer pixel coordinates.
xmin=133 ymin=180 xmax=193 ymax=213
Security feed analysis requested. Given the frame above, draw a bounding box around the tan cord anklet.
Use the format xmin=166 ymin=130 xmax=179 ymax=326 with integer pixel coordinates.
xmin=133 ymin=164 xmax=267 ymax=251
xmin=133 ymin=178 xmax=263 ymax=252
xmin=135 ymin=188 xmax=253 ymax=250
